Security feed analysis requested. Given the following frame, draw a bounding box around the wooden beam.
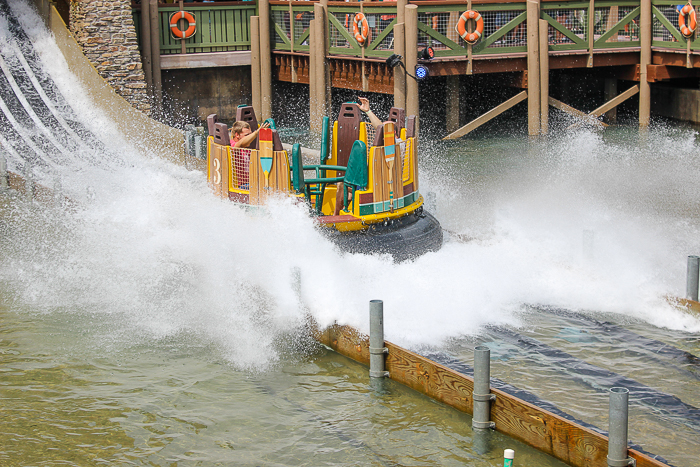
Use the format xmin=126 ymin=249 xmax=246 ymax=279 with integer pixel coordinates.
xmin=443 ymin=91 xmax=527 ymax=140
xmin=549 ymin=97 xmax=608 ymax=128
xmin=647 ymin=64 xmax=700 ymax=82
xmin=315 ymin=323 xmax=668 ymax=467
xmin=589 ymin=84 xmax=639 ymax=117
xmin=160 ymin=51 xmax=251 ymax=70
xmin=565 ymin=85 xmax=638 ymax=130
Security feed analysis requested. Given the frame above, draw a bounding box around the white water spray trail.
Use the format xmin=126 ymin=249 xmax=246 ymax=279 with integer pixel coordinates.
xmin=1 ymin=1 xmax=699 ymax=374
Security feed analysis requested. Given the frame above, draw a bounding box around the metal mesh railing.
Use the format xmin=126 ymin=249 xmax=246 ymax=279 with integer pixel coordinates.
xmin=272 ymin=10 xmax=291 ymax=45
xmin=231 ymin=147 xmax=252 ymax=190
xmin=653 ymin=6 xmax=682 ymax=42
xmin=594 ymin=6 xmax=640 ymax=43
xmin=543 ymin=8 xmax=588 ymax=45
xmin=423 ymin=9 xmax=528 ymax=50
xmin=329 ymin=12 xmax=396 ymax=51
xmin=294 ymin=10 xmax=312 ymax=45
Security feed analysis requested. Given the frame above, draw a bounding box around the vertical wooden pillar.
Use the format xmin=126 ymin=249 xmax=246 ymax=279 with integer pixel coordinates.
xmin=397 ymin=0 xmax=406 ymax=27
xmin=446 ymin=76 xmax=460 ymax=133
xmin=309 ymin=19 xmax=317 ymax=130
xmin=394 ymin=0 xmax=407 ymax=109
xmin=604 ymin=78 xmax=618 ymax=124
xmin=639 ymin=0 xmax=651 ymax=128
xmin=251 ymin=16 xmax=262 ymax=120
xmin=259 ymin=0 xmax=273 ymax=120
xmin=526 ymin=0 xmax=540 ymax=136
xmin=149 ymin=0 xmax=162 ymax=113
xmin=405 ymin=5 xmax=419 ymax=124
xmin=314 ymin=2 xmax=330 ymax=120
xmin=539 ymin=18 xmax=549 ymax=135
xmin=320 ymin=0 xmax=331 ymax=108
xmin=140 ymin=0 xmax=153 ymax=93
xmin=394 ymin=23 xmax=406 ymax=110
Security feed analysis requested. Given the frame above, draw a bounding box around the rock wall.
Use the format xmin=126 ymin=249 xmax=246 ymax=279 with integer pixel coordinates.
xmin=69 ymin=0 xmax=151 ymax=114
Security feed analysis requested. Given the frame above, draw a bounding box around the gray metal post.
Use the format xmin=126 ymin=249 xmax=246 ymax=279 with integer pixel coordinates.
xmin=608 ymin=387 xmax=635 ymax=467
xmin=686 ymin=256 xmax=699 ymax=301
xmin=472 ymin=345 xmax=495 ymax=429
xmin=369 ymin=300 xmax=389 ymax=378
xmin=0 ymin=156 xmax=8 ymax=191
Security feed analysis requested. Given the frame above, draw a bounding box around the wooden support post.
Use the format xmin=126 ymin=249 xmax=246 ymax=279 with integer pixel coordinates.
xmin=309 ymin=19 xmax=318 ymax=132
xmin=397 ymin=0 xmax=406 ymax=27
xmin=466 ymin=0 xmax=473 ymax=75
xmin=149 ymin=0 xmax=162 ymax=114
xmin=314 ymin=3 xmax=329 ymax=122
xmin=639 ymin=0 xmax=651 ymax=128
xmin=587 ymin=0 xmax=594 ymax=67
xmin=446 ymin=75 xmax=460 ymax=133
xmin=259 ymin=0 xmax=273 ymax=121
xmin=539 ymin=18 xmax=549 ymax=135
xmin=394 ymin=22 xmax=406 ymax=110
xmin=251 ymin=16 xmax=262 ymax=121
xmin=604 ymin=78 xmax=618 ymax=124
xmin=405 ymin=5 xmax=419 ymax=124
xmin=443 ymin=91 xmax=528 ymax=140
xmin=140 ymin=0 xmax=153 ymax=93
xmin=526 ymin=0 xmax=540 ymax=136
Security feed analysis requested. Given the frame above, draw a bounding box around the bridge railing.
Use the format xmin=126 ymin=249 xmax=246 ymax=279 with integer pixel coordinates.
xmin=130 ymin=1 xmax=698 ymax=57
xmin=132 ymin=2 xmax=257 ymax=55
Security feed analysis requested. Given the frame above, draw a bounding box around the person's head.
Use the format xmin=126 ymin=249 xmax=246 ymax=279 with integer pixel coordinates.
xmin=231 ymin=121 xmax=251 ymax=142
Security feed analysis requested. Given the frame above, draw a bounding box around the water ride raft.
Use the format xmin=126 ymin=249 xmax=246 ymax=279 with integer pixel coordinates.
xmin=201 ymin=103 xmax=443 ymax=261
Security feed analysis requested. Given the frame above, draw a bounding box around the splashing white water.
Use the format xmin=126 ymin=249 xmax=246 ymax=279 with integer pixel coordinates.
xmin=1 ymin=1 xmax=699 ymax=373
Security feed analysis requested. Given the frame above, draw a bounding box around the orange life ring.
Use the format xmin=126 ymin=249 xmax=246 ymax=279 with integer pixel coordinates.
xmin=456 ymin=10 xmax=484 ymax=45
xmin=353 ymin=13 xmax=369 ymax=45
xmin=679 ymin=4 xmax=697 ymax=37
xmin=170 ymin=11 xmax=196 ymax=39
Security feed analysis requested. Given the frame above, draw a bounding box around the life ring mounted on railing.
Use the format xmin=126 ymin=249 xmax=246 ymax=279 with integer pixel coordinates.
xmin=456 ymin=10 xmax=484 ymax=45
xmin=353 ymin=12 xmax=369 ymax=45
xmin=679 ymin=3 xmax=697 ymax=38
xmin=170 ymin=11 xmax=196 ymax=39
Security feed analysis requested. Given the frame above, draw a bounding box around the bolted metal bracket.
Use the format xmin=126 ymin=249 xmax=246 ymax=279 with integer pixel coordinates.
xmin=369 ymin=370 xmax=390 ymax=378
xmin=369 ymin=346 xmax=388 ymax=355
xmin=607 ymin=456 xmax=636 ymax=467
xmin=472 ymin=392 xmax=496 ymax=402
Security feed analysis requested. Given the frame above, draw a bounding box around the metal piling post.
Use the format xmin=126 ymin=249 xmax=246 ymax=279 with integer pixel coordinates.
xmin=369 ymin=300 xmax=389 ymax=378
xmin=686 ymin=256 xmax=699 ymax=302
xmin=472 ymin=345 xmax=495 ymax=429
xmin=608 ymin=387 xmax=635 ymax=467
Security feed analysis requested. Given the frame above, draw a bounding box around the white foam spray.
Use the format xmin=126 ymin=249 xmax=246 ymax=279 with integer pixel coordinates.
xmin=1 ymin=1 xmax=699 ymax=373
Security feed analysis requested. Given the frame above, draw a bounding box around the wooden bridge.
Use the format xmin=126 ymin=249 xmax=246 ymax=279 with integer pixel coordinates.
xmin=133 ymin=0 xmax=700 ymax=136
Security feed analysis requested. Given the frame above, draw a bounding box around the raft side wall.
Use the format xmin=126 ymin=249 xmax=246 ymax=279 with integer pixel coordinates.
xmin=315 ymin=324 xmax=668 ymax=467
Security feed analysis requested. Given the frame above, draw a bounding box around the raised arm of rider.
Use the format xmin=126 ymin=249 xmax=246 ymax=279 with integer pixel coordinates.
xmin=358 ymin=97 xmax=383 ymax=128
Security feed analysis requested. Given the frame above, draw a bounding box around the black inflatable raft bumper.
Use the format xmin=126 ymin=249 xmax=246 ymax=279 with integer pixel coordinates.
xmin=323 ymin=209 xmax=443 ymax=262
